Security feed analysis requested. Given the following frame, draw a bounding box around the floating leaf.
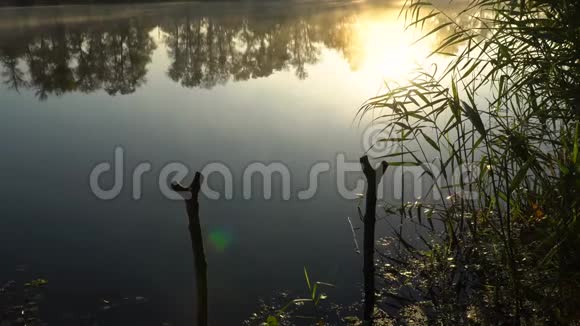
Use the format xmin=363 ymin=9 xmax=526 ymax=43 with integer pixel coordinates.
xmin=266 ymin=315 xmax=278 ymax=326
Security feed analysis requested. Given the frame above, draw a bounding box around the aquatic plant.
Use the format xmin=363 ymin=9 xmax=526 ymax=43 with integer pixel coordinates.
xmin=0 ymin=278 xmax=48 ymax=326
xmin=359 ymin=0 xmax=579 ymax=324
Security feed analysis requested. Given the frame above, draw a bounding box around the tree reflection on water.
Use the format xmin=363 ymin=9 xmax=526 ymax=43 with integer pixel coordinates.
xmin=0 ymin=4 xmax=376 ymax=100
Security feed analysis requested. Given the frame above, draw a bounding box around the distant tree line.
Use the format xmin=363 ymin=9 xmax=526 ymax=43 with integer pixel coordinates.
xmin=0 ymin=0 xmax=212 ymax=7
xmin=0 ymin=8 xmax=366 ymax=99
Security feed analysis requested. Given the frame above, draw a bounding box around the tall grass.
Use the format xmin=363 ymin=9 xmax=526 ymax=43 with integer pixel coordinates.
xmin=360 ymin=0 xmax=579 ymax=324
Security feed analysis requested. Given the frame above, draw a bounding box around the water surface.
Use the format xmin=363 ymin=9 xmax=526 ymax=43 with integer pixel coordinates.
xmin=0 ymin=1 xmax=439 ymax=324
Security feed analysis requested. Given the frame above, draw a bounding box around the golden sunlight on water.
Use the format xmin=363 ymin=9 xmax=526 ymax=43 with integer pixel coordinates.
xmin=307 ymin=6 xmax=448 ymax=97
xmin=354 ymin=12 xmax=433 ymax=82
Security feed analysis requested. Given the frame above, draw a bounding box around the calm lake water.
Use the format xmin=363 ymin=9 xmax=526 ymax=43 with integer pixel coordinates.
xmin=0 ymin=1 xmax=445 ymax=324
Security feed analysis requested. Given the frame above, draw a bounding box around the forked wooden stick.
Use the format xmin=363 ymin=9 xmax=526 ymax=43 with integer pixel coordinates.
xmin=360 ymin=156 xmax=388 ymax=325
xmin=172 ymin=172 xmax=208 ymax=326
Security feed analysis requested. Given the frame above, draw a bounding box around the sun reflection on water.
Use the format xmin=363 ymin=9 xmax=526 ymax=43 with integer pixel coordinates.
xmin=351 ymin=11 xmax=436 ymax=84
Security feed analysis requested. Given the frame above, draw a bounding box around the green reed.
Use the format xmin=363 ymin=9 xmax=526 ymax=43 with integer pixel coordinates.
xmin=359 ymin=0 xmax=579 ymax=324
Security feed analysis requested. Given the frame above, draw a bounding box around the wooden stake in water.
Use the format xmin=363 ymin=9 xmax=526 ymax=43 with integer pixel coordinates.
xmin=172 ymin=172 xmax=208 ymax=326
xmin=360 ymin=156 xmax=388 ymax=325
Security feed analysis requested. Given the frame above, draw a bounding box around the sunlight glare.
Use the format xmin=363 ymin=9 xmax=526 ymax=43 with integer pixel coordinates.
xmin=354 ymin=12 xmax=433 ymax=83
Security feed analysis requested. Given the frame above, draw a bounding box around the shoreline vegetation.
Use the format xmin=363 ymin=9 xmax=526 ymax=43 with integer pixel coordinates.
xmin=359 ymin=0 xmax=578 ymax=324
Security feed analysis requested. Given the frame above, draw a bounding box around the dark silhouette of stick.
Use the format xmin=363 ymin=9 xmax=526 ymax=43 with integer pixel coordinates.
xmin=171 ymin=172 xmax=208 ymax=326
xmin=360 ymin=156 xmax=388 ymax=325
